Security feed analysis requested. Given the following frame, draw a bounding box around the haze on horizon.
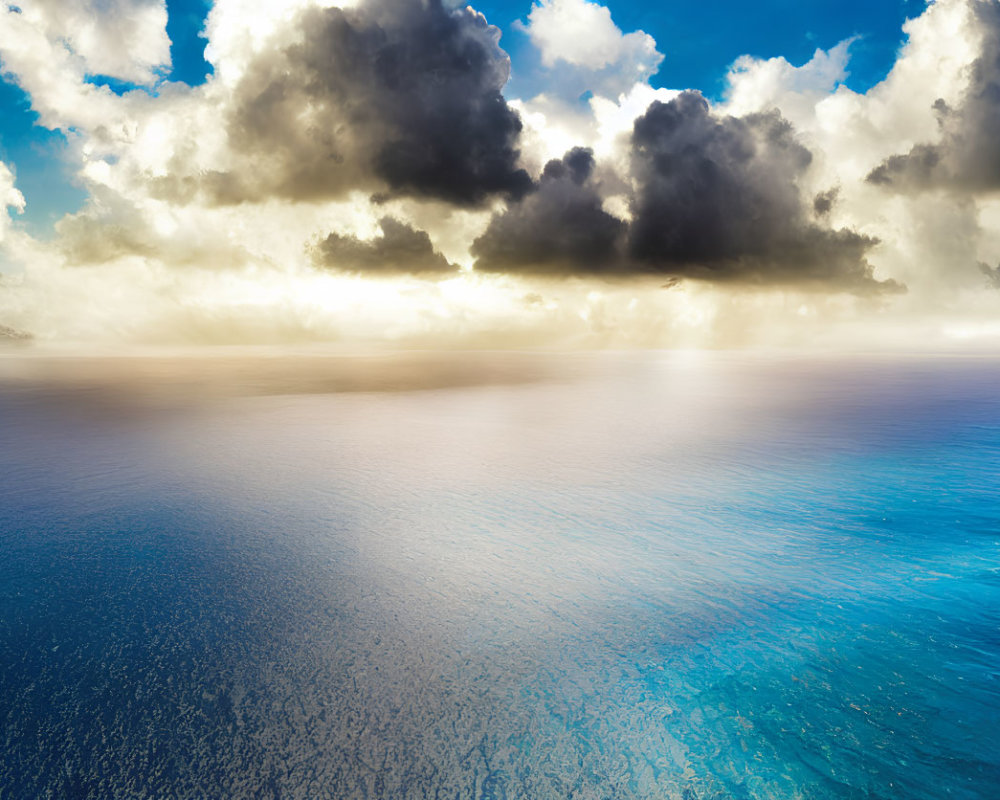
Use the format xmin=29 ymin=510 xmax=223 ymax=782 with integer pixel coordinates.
xmin=1 ymin=0 xmax=1000 ymax=350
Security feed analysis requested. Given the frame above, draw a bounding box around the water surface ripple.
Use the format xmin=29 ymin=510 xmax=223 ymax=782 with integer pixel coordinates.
xmin=0 ymin=353 xmax=997 ymax=799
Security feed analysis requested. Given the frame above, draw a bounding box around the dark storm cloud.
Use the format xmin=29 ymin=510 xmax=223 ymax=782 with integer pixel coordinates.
xmin=472 ymin=147 xmax=627 ymax=273
xmin=867 ymin=2 xmax=1000 ymax=192
xmin=209 ymin=0 xmax=530 ymax=206
xmin=315 ymin=217 xmax=457 ymax=274
xmin=627 ymin=92 xmax=894 ymax=290
xmin=471 ymin=93 xmax=894 ymax=292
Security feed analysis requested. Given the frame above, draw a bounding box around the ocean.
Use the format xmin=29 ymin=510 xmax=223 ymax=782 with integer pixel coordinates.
xmin=0 ymin=351 xmax=997 ymax=799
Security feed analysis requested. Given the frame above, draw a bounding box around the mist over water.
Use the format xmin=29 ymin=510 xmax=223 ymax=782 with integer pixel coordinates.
xmin=1 ymin=352 xmax=998 ymax=799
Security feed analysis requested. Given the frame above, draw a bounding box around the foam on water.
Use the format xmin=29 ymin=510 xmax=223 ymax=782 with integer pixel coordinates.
xmin=0 ymin=353 xmax=997 ymax=798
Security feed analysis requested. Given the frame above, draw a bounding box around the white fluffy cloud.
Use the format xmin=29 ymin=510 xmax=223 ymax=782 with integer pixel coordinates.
xmin=0 ymin=0 xmax=170 ymax=144
xmin=523 ymin=0 xmax=660 ymax=73
xmin=723 ymin=39 xmax=853 ymax=122
xmin=11 ymin=0 xmax=170 ymax=85
xmin=515 ymin=0 xmax=662 ymax=103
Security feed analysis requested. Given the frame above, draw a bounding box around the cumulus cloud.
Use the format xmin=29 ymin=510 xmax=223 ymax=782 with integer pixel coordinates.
xmin=520 ymin=0 xmax=661 ymax=95
xmin=475 ymin=94 xmax=893 ymax=292
xmin=723 ymin=39 xmax=853 ymax=121
xmin=315 ymin=217 xmax=458 ymax=274
xmin=7 ymin=0 xmax=170 ymax=86
xmin=201 ymin=0 xmax=531 ymax=206
xmin=627 ymin=93 xmax=896 ymax=291
xmin=629 ymin=92 xmax=888 ymax=288
xmin=0 ymin=5 xmax=133 ymax=133
xmin=473 ymin=147 xmax=627 ymax=274
xmin=867 ymin=1 xmax=1000 ymax=192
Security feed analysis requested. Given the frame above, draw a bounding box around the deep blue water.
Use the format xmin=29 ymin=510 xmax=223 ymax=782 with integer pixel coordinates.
xmin=0 ymin=352 xmax=998 ymax=799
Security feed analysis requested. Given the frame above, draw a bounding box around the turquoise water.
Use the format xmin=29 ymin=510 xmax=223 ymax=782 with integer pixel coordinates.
xmin=0 ymin=353 xmax=997 ymax=798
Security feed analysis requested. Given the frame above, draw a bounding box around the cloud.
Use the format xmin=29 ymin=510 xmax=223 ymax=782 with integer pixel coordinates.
xmin=520 ymin=0 xmax=661 ymax=93
xmin=315 ymin=217 xmax=458 ymax=274
xmin=523 ymin=0 xmax=651 ymax=70
xmin=723 ymin=39 xmax=853 ymax=121
xmin=0 ymin=161 xmax=25 ymax=245
xmin=475 ymin=94 xmax=895 ymax=292
xmin=204 ymin=0 xmax=531 ymax=206
xmin=0 ymin=5 xmax=133 ymax=133
xmin=8 ymin=0 xmax=170 ymax=86
xmin=628 ymin=92 xmax=896 ymax=291
xmin=0 ymin=163 xmax=35 ymax=336
xmin=515 ymin=0 xmax=663 ymax=104
xmin=867 ymin=1 xmax=1000 ymax=192
xmin=472 ymin=147 xmax=627 ymax=274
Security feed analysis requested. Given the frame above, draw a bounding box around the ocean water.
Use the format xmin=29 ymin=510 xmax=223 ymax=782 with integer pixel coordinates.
xmin=0 ymin=352 xmax=997 ymax=799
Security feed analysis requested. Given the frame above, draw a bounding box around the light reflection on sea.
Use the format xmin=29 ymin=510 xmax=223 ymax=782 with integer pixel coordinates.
xmin=0 ymin=351 xmax=997 ymax=798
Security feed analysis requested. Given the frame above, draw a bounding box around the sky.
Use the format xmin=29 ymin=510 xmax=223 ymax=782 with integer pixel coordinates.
xmin=1 ymin=0 xmax=999 ymax=349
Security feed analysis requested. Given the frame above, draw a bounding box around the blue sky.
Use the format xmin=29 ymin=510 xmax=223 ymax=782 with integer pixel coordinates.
xmin=0 ymin=0 xmax=916 ymax=234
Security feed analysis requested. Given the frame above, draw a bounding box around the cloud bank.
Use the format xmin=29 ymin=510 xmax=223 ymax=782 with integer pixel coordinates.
xmin=0 ymin=0 xmax=999 ymax=348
